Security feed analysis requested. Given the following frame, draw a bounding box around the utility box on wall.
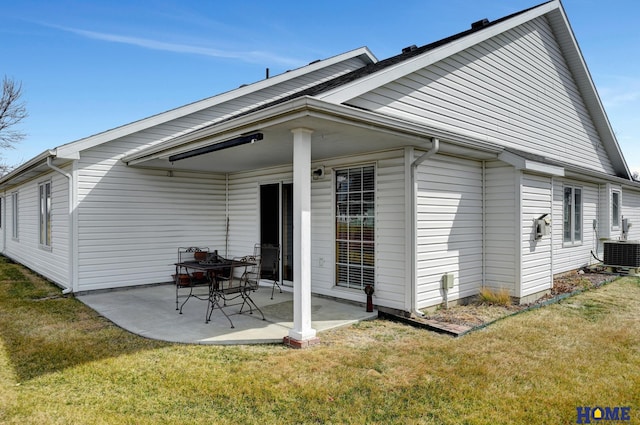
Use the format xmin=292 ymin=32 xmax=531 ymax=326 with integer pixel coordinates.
xmin=441 ymin=273 xmax=454 ymax=290
xmin=534 ymin=213 xmax=551 ymax=240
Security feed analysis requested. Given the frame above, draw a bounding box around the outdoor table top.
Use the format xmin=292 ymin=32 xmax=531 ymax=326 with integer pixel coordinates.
xmin=175 ymin=259 xmax=255 ymax=271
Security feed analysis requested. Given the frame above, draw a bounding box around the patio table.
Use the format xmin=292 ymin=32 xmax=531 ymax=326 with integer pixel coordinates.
xmin=175 ymin=258 xmax=262 ymax=327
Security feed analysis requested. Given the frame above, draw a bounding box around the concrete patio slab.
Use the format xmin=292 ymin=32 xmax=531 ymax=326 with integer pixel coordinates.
xmin=77 ymin=283 xmax=377 ymax=345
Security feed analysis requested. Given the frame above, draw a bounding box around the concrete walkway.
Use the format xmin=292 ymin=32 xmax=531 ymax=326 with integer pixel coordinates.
xmin=77 ymin=283 xmax=378 ymax=345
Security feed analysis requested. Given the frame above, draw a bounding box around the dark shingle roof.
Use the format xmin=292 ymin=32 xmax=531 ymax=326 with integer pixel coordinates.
xmin=200 ymin=1 xmax=552 ymax=131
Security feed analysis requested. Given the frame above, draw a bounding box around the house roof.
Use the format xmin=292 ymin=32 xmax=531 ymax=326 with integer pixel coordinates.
xmin=0 ymin=47 xmax=377 ymax=188
xmin=137 ymin=1 xmax=550 ymax=145
xmin=1 ymin=0 xmax=632 ymax=186
xmin=125 ymin=0 xmax=631 ymax=180
xmin=315 ymin=0 xmax=630 ymax=178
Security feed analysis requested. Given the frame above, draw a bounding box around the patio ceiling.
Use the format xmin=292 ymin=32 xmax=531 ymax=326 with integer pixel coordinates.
xmin=128 ymin=117 xmax=425 ymax=174
xmin=123 ymin=97 xmax=502 ymax=174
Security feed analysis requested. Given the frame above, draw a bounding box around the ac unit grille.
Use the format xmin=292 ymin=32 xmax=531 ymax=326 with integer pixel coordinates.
xmin=603 ymin=241 xmax=640 ymax=267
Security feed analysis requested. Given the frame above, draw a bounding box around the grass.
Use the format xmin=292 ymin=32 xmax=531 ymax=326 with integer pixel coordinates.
xmin=477 ymin=287 xmax=512 ymax=306
xmin=1 ymin=257 xmax=639 ymax=424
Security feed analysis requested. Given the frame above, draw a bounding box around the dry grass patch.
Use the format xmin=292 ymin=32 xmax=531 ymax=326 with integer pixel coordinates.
xmin=424 ymin=271 xmax=617 ymax=327
xmin=477 ymin=287 xmax=512 ymax=306
xmin=1 ymin=257 xmax=639 ymax=424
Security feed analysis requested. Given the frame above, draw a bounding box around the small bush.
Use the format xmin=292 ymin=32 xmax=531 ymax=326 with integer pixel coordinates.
xmin=477 ymin=287 xmax=512 ymax=306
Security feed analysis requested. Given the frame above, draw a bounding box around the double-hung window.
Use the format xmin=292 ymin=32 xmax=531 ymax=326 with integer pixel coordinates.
xmin=563 ymin=186 xmax=582 ymax=245
xmin=335 ymin=165 xmax=375 ymax=290
xmin=39 ymin=181 xmax=52 ymax=247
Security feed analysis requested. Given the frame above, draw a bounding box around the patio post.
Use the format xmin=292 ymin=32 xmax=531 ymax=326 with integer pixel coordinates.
xmin=286 ymin=127 xmax=318 ymax=347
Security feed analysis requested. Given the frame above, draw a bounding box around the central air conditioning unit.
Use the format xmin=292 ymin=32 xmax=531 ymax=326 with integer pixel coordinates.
xmin=603 ymin=241 xmax=640 ymax=268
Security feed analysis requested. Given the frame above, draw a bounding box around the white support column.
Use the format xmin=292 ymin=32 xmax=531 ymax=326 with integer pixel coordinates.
xmin=287 ymin=127 xmax=317 ymax=346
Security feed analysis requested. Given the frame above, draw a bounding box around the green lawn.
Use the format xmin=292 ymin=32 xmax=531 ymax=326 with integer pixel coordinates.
xmin=1 ymin=257 xmax=639 ymax=424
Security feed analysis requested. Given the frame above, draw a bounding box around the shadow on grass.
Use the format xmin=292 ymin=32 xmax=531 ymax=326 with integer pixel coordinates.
xmin=0 ymin=258 xmax=169 ymax=382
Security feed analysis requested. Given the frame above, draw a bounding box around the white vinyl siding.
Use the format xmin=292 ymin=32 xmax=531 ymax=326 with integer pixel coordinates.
xmin=484 ymin=161 xmax=517 ymax=294
xmin=76 ymin=149 xmax=226 ymax=291
xmin=553 ymin=179 xmax=598 ymax=273
xmin=520 ymin=173 xmax=553 ymax=297
xmin=347 ymin=16 xmax=614 ymax=175
xmin=4 ymin=171 xmax=70 ymax=287
xmin=415 ymin=154 xmax=483 ymax=308
xmin=621 ymin=189 xmax=640 ymax=242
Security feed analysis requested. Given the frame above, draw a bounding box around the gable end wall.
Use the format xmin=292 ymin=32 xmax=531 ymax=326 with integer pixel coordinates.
xmin=347 ymin=16 xmax=614 ymax=175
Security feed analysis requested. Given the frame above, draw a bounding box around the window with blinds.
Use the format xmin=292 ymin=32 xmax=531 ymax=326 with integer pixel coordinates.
xmin=335 ymin=165 xmax=375 ymax=289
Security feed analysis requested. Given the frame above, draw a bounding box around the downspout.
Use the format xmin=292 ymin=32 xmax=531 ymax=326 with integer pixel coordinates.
xmin=1 ymin=189 xmax=5 ymax=255
xmin=225 ymin=173 xmax=229 ymax=257
xmin=46 ymin=157 xmax=74 ymax=295
xmin=410 ymin=137 xmax=439 ymax=317
xmin=482 ymin=161 xmax=486 ymax=289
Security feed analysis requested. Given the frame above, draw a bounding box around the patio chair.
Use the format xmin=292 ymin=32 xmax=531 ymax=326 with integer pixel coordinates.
xmin=258 ymin=243 xmax=281 ymax=299
xmin=207 ymin=256 xmax=265 ymax=328
xmin=174 ymin=246 xmax=210 ymax=312
xmin=243 ymin=253 xmax=262 ymax=291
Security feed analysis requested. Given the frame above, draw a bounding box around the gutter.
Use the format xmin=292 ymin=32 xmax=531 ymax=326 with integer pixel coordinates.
xmin=45 ymin=157 xmax=75 ymax=295
xmin=0 ymin=150 xmax=56 ymax=188
xmin=410 ymin=137 xmax=439 ymax=317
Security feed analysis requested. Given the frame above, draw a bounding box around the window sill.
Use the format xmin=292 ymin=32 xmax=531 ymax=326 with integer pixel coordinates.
xmin=562 ymin=241 xmax=583 ymax=248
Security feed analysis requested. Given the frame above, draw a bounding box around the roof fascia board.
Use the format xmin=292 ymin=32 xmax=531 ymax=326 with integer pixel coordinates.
xmin=317 ymin=1 xmax=559 ymax=104
xmin=54 ymin=47 xmax=378 ymax=160
xmin=0 ymin=150 xmax=56 ymax=186
xmin=564 ymin=166 xmax=639 ymax=189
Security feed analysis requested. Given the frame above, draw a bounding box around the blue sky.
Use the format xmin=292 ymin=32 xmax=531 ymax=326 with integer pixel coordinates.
xmin=2 ymin=1 xmax=639 ymax=172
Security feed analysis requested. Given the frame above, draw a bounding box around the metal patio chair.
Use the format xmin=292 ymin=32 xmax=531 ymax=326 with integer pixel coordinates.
xmin=255 ymin=243 xmax=281 ymax=299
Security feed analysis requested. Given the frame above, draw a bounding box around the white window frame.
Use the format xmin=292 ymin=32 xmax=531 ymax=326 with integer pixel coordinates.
xmin=563 ymin=185 xmax=582 ymax=246
xmin=39 ymin=180 xmax=52 ymax=248
xmin=11 ymin=192 xmax=18 ymax=240
xmin=334 ymin=164 xmax=376 ymax=290
xmin=611 ymin=189 xmax=621 ymax=230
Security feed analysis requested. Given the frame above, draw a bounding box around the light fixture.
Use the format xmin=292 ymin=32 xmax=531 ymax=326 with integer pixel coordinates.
xmin=169 ymin=132 xmax=263 ymax=162
xmin=312 ymin=166 xmax=325 ymax=180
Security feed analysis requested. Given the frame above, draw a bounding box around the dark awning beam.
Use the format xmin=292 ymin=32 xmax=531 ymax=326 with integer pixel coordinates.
xmin=168 ymin=132 xmax=263 ymax=162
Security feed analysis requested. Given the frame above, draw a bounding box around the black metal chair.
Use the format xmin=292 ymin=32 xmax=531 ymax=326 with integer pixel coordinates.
xmin=174 ymin=246 xmax=209 ymax=312
xmin=207 ymin=256 xmax=265 ymax=327
xmin=255 ymin=243 xmax=281 ymax=299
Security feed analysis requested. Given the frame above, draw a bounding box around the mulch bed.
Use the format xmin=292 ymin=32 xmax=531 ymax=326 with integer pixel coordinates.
xmin=421 ymin=269 xmax=618 ymax=328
